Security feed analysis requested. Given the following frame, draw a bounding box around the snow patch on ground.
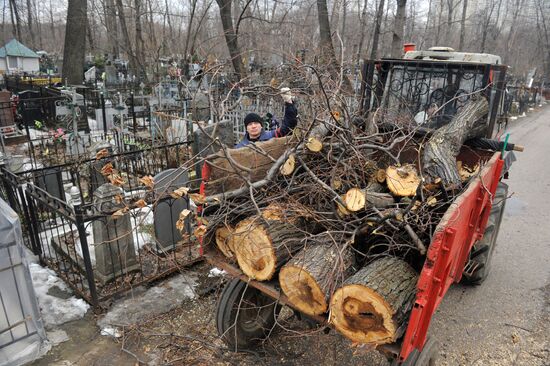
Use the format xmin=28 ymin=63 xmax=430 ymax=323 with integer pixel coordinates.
xmin=29 ymin=262 xmax=90 ymax=327
xmin=208 ymin=267 xmax=227 ymax=277
xmin=98 ymin=272 xmax=197 ymax=337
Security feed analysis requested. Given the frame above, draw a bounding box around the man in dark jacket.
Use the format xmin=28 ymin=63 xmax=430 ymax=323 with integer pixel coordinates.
xmin=235 ymin=88 xmax=298 ymax=148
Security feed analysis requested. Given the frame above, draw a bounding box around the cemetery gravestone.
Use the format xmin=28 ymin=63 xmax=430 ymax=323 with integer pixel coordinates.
xmin=92 ymin=183 xmax=139 ymax=283
xmin=34 ymin=167 xmax=64 ymax=201
xmin=153 ymin=168 xmax=190 ymax=253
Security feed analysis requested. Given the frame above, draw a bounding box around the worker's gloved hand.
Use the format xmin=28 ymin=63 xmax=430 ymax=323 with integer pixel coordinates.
xmin=280 ymin=87 xmax=293 ymax=104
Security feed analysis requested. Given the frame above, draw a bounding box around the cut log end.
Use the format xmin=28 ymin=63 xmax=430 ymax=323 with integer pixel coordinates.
xmin=233 ymin=220 xmax=277 ymax=281
xmin=329 ymin=257 xmax=418 ymax=345
xmin=386 ymin=165 xmax=420 ymax=197
xmin=279 ymin=266 xmax=327 ymax=315
xmin=215 ymin=225 xmax=235 ymax=258
xmin=306 ymin=137 xmax=323 ymax=152
xmin=330 ymin=284 xmax=395 ymax=344
xmin=280 ymin=154 xmax=296 ymax=176
xmin=344 ymin=188 xmax=366 ymax=212
xmin=375 ymin=169 xmax=387 ymax=183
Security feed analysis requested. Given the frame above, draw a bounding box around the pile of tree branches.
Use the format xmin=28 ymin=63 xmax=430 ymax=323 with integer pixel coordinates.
xmin=188 ymin=79 xmax=491 ymax=346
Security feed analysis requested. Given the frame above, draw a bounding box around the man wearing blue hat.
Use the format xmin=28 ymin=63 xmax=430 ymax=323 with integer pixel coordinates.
xmin=235 ymin=88 xmax=298 ymax=148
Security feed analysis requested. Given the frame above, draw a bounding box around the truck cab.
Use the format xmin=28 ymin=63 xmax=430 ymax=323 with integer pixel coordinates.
xmin=360 ymin=47 xmax=508 ymax=138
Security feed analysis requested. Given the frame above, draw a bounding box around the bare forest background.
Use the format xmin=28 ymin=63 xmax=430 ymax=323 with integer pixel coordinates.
xmin=1 ymin=0 xmax=550 ymax=82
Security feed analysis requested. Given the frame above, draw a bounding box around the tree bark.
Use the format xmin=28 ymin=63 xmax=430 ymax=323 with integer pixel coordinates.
xmin=232 ymin=217 xmax=309 ymax=281
xmin=391 ymin=0 xmax=407 ymax=58
xmin=279 ymin=233 xmax=354 ymax=316
xmin=9 ymin=0 xmax=22 ymax=41
xmin=62 ymin=0 xmax=87 ymax=85
xmin=203 ymin=136 xmax=297 ymax=195
xmin=215 ymin=224 xmax=235 ymax=258
xmin=104 ymin=0 xmax=119 ymax=57
xmin=343 ymin=184 xmax=395 ymax=212
xmin=355 ymin=0 xmax=369 ymax=63
xmin=329 ymin=256 xmax=418 ymax=344
xmin=26 ymin=0 xmax=36 ymax=47
xmin=115 ymin=0 xmax=138 ymax=77
xmin=134 ymin=0 xmax=147 ymax=81
xmin=216 ymin=0 xmax=246 ymax=80
xmin=422 ymin=97 xmax=489 ymax=186
xmin=458 ymin=0 xmax=468 ymax=50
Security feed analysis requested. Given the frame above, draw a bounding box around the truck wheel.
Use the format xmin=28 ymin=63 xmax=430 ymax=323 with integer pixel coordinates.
xmin=216 ymin=278 xmax=280 ymax=350
xmin=463 ymin=182 xmax=508 ymax=285
xmin=392 ymin=338 xmax=439 ymax=366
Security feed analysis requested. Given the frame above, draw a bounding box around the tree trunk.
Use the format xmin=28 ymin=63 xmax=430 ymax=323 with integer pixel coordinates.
xmin=9 ymin=0 xmax=22 ymax=41
xmin=329 ymin=256 xmax=418 ymax=344
xmin=279 ymin=233 xmax=354 ymax=316
xmin=115 ymin=0 xmax=138 ymax=77
xmin=26 ymin=0 xmax=35 ymax=47
xmin=49 ymin=0 xmax=57 ymax=47
xmin=164 ymin=0 xmax=174 ymax=50
xmin=62 ymin=0 xmax=87 ymax=85
xmin=183 ymin=0 xmax=198 ymax=79
xmin=104 ymin=0 xmax=119 ymax=57
xmin=232 ymin=217 xmax=309 ymax=281
xmin=134 ymin=0 xmax=147 ymax=80
xmin=355 ymin=0 xmax=369 ymax=62
xmin=391 ymin=0 xmax=407 ymax=58
xmin=458 ymin=0 xmax=468 ymax=50
xmin=203 ymin=136 xmax=296 ymax=195
xmin=316 ymin=0 xmax=353 ymax=90
xmin=216 ymin=0 xmax=246 ymax=80
xmin=445 ymin=0 xmax=454 ymax=46
xmin=422 ymin=96 xmax=489 ymax=186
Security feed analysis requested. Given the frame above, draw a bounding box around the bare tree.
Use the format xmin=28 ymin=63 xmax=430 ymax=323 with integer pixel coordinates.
xmin=62 ymin=0 xmax=87 ymax=84
xmin=215 ymin=0 xmax=246 ymax=79
xmin=391 ymin=0 xmax=408 ymax=57
xmin=9 ymin=0 xmax=22 ymax=41
xmin=459 ymin=0 xmax=468 ymax=50
xmin=26 ymin=0 xmax=36 ymax=47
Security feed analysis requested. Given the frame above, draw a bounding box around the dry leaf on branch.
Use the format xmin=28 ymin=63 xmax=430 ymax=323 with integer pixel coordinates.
xmin=112 ymin=207 xmax=129 ymax=219
xmin=114 ymin=194 xmax=124 ymax=204
xmin=135 ymin=199 xmax=147 ymax=208
xmin=175 ymin=209 xmax=192 ymax=232
xmin=95 ymin=148 xmax=109 ymax=160
xmin=109 ymin=174 xmax=125 ymax=187
xmin=194 ymin=224 xmax=207 ymax=238
xmin=189 ymin=193 xmax=207 ymax=204
xmin=170 ymin=186 xmax=190 ymax=199
xmin=100 ymin=162 xmax=114 ymax=176
xmin=139 ymin=175 xmax=154 ymax=189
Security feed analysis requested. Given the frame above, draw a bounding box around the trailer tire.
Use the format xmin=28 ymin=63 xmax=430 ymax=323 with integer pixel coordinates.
xmin=463 ymin=182 xmax=508 ymax=285
xmin=393 ymin=338 xmax=439 ymax=366
xmin=216 ymin=278 xmax=280 ymax=350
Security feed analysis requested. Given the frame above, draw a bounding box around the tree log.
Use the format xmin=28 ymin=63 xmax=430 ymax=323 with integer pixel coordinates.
xmin=215 ymin=225 xmax=235 ymax=258
xmin=343 ymin=187 xmax=395 ymax=212
xmin=232 ymin=217 xmax=308 ymax=281
xmin=385 ymin=165 xmax=420 ymax=197
xmin=203 ymin=136 xmax=297 ymax=195
xmin=279 ymin=234 xmax=354 ymax=316
xmin=422 ymin=97 xmax=489 ymax=186
xmin=329 ymin=257 xmax=418 ymax=345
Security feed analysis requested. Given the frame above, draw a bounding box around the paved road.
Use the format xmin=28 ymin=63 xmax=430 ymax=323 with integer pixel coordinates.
xmin=430 ymin=106 xmax=550 ymax=365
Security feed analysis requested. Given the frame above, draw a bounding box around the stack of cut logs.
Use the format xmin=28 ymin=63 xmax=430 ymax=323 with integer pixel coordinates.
xmin=200 ymin=95 xmax=490 ymax=346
